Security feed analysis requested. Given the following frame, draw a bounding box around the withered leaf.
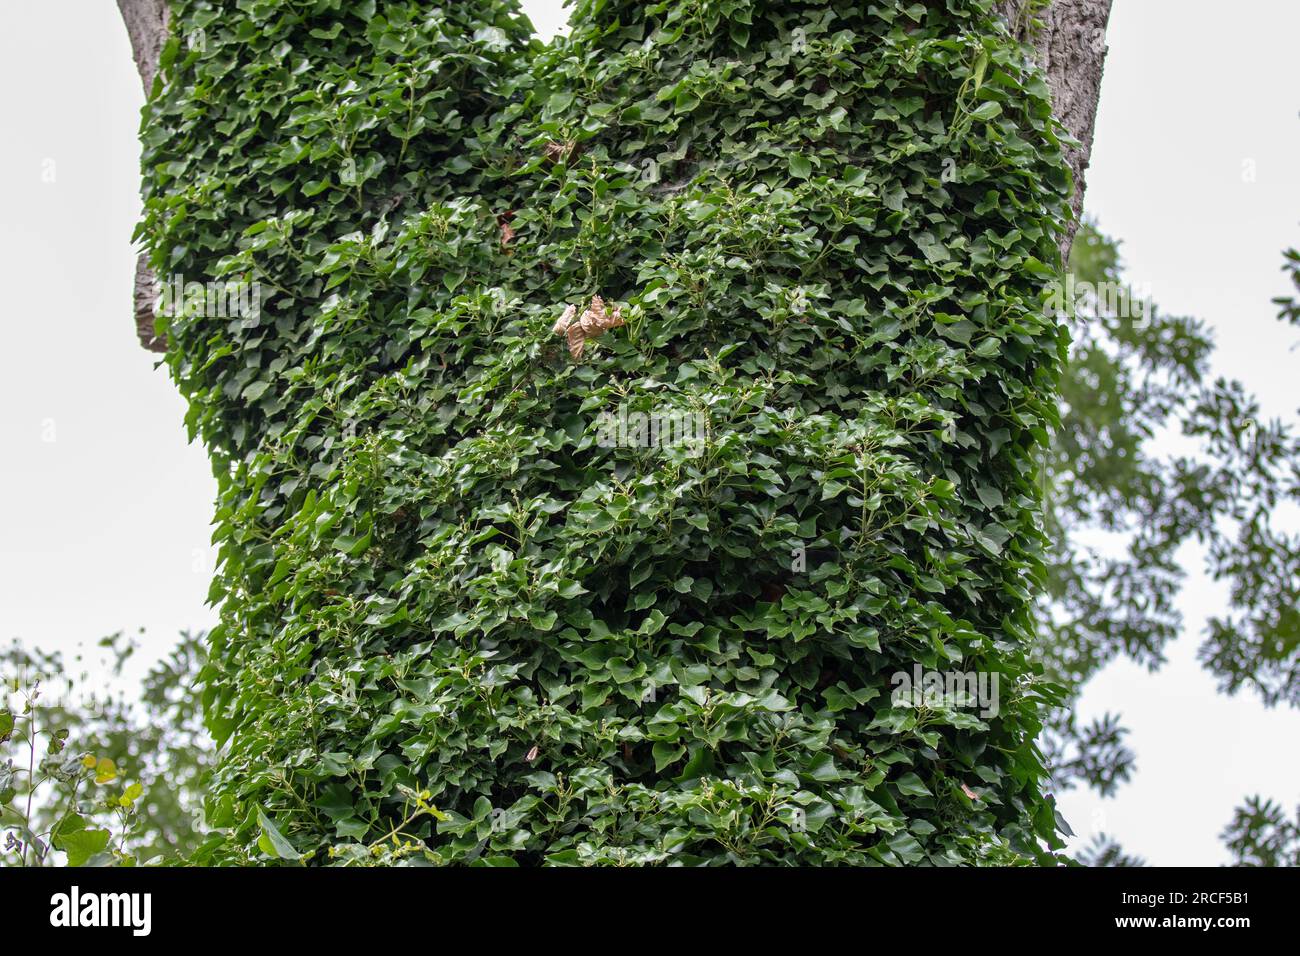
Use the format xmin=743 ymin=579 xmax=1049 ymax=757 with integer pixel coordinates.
xmin=552 ymin=295 xmax=624 ymax=360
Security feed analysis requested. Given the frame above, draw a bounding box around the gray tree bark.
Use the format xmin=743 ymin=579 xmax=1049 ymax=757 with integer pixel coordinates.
xmin=117 ymin=0 xmax=169 ymax=92
xmin=998 ymin=0 xmax=1115 ymax=260
xmin=117 ymin=0 xmax=1112 ymax=351
xmin=117 ymin=0 xmax=169 ymax=352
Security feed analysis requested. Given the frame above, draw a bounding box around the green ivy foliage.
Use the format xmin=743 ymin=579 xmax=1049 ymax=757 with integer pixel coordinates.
xmin=139 ymin=0 xmax=1074 ymax=864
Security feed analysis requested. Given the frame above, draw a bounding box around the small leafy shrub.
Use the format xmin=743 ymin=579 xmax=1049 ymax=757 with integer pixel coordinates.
xmin=0 ymin=634 xmax=211 ymax=866
xmin=2 ymin=644 xmax=146 ymax=866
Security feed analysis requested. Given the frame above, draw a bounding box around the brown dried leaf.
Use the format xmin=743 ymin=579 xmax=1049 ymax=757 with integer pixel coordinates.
xmin=551 ymin=303 xmax=577 ymax=336
xmin=552 ymin=296 xmax=624 ymax=360
xmin=566 ymin=323 xmax=586 ymax=359
xmin=543 ymin=140 xmax=576 ymax=164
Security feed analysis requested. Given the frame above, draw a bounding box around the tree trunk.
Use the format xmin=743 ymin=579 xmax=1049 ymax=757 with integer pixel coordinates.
xmin=117 ymin=1 xmax=1120 ymax=866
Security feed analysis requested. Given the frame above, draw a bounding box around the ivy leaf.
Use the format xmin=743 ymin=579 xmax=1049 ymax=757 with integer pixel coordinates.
xmin=975 ymin=484 xmax=1005 ymax=510
xmin=256 ymin=808 xmax=301 ymax=861
xmin=894 ymin=773 xmax=932 ymax=798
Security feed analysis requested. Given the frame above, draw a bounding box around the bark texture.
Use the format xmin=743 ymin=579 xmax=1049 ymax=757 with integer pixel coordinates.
xmin=117 ymin=0 xmax=170 ymax=352
xmin=118 ymin=0 xmax=169 ymax=92
xmin=998 ymin=0 xmax=1115 ymax=261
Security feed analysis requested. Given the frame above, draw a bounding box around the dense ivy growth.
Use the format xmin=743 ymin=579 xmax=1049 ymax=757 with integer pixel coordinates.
xmin=139 ymin=0 xmax=1074 ymax=864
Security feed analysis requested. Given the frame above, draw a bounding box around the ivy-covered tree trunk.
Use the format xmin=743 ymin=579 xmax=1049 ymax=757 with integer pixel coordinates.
xmin=120 ymin=0 xmax=1111 ymax=865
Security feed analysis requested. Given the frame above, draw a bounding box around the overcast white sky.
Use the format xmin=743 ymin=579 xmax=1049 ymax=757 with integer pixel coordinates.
xmin=1 ymin=0 xmax=1296 ymax=865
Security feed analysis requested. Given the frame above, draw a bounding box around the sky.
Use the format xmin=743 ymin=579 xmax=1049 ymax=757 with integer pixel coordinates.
xmin=0 ymin=5 xmax=220 ymax=681
xmin=1 ymin=0 xmax=1296 ymax=865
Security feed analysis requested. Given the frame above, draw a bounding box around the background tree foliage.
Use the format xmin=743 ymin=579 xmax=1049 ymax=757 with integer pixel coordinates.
xmin=1046 ymin=228 xmax=1300 ymax=865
